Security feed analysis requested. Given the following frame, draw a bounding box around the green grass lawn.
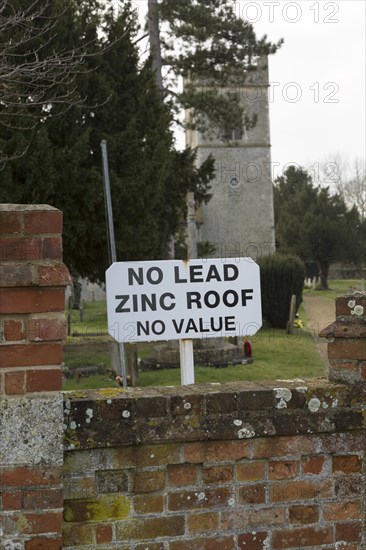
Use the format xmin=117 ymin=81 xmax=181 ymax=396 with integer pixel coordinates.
xmin=62 ymin=300 xmax=325 ymax=390
xmin=303 ymin=278 xmax=365 ymax=300
xmin=67 ymin=301 xmax=108 ymax=338
xmin=63 ymin=278 xmax=365 ymax=391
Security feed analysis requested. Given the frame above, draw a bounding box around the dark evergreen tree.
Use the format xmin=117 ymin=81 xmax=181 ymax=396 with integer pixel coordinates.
xmin=147 ymin=0 xmax=283 ymax=135
xmin=274 ymin=165 xmax=362 ymax=289
xmin=0 ymin=1 xmax=214 ymax=280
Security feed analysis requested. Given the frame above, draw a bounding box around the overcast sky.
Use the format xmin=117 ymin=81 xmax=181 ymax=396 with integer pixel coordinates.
xmin=249 ymin=0 xmax=366 ymax=180
xmin=132 ymin=0 xmax=365 ymax=181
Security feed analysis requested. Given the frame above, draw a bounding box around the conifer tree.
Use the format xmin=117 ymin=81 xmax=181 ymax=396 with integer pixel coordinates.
xmin=1 ymin=1 xmax=216 ymax=277
xmin=0 ymin=2 xmax=195 ymax=279
xmin=147 ymin=0 xmax=282 ymax=135
xmin=274 ymin=166 xmax=362 ymax=289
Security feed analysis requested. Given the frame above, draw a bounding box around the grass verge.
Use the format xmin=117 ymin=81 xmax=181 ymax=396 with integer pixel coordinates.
xmin=63 ymin=281 xmax=361 ymax=390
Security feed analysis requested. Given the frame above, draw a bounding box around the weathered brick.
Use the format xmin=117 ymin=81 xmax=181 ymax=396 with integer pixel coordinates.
xmin=334 ymin=411 xmax=364 ymax=435
xmin=333 ymin=454 xmax=362 ymax=473
xmin=247 ymin=507 xmax=287 ymax=529
xmin=321 ymin=322 xmax=366 ymax=339
xmin=0 ymin=211 xmax=21 ymax=234
xmin=361 ymin=363 xmax=366 ymax=380
xmin=168 ymin=464 xmax=199 ymax=486
xmin=28 ymin=316 xmax=66 ymax=341
xmin=187 ymin=511 xmax=219 ymax=533
xmin=238 ymin=484 xmax=265 ymax=504
xmin=237 ymin=461 xmax=266 ymax=482
xmin=37 ymin=263 xmax=71 ymax=286
xmin=238 ymin=532 xmax=269 ymax=549
xmin=270 ymin=479 xmax=333 ymax=502
xmin=134 ymin=396 xmax=167 ymax=418
xmin=289 ymin=505 xmax=319 ymax=524
xmin=328 ymin=338 xmax=366 ymax=360
xmin=0 ymin=343 xmax=62 ymax=368
xmin=3 ymin=511 xmax=62 ymax=535
xmin=0 ymin=288 xmax=65 ymax=314
xmin=222 ymin=507 xmax=286 ymax=530
xmin=26 ymin=368 xmax=62 ymax=392
xmin=96 ymin=470 xmax=128 ymax=493
xmin=301 ymin=455 xmax=325 ymax=475
xmin=272 ymin=526 xmax=333 ymax=548
xmin=62 ymin=523 xmax=94 ymax=546
xmin=3 ymin=319 xmax=25 ymax=341
xmin=0 ymin=236 xmax=62 ymax=261
xmin=168 ymin=487 xmax=233 ymax=511
xmin=25 ymin=538 xmax=62 ymax=550
xmin=64 ymin=495 xmax=130 ymax=523
xmin=252 ymin=434 xmax=316 ymax=458
xmin=116 ymin=516 xmax=185 ymax=540
xmin=112 ymin=443 xmax=181 ymax=469
xmin=269 ymin=460 xmax=298 ymax=480
xmin=184 ymin=440 xmax=249 ymax=463
xmin=335 ymin=295 xmax=366 ymax=317
xmin=169 ymin=537 xmax=234 ymax=550
xmin=2 ymin=491 xmax=22 ymax=510
xmin=95 ymin=524 xmax=113 ymax=544
xmin=170 ymin=394 xmax=204 ymax=416
xmin=23 ymin=488 xmax=63 ymax=510
xmin=335 ymin=521 xmax=362 ymax=542
xmin=320 ymin=432 xmax=366 ymax=454
xmin=238 ymin=389 xmax=274 ymax=410
xmin=132 ymin=469 xmax=165 ymax=493
xmin=4 ymin=370 xmax=25 ymax=395
xmin=323 ymin=500 xmax=361 ymax=521
xmin=24 ymin=209 xmax=63 ymax=235
xmin=63 ymin=477 xmax=97 ymax=500
xmin=0 ymin=263 xmax=34 ymax=287
xmin=133 ymin=494 xmax=164 ymax=514
xmin=0 ymin=466 xmax=62 ymax=488
xmin=203 ymin=465 xmax=234 ymax=484
xmin=205 ymin=391 xmax=238 ymax=413
xmin=335 ymin=475 xmax=363 ymax=498
xmin=330 ymin=361 xmax=359 ymax=374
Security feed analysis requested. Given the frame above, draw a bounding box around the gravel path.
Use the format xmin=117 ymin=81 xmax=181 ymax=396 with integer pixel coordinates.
xmin=302 ymin=294 xmax=336 ymax=368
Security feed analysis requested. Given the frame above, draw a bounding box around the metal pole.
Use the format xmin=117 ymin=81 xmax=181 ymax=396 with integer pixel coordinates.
xmin=101 ymin=140 xmax=128 ymax=389
xmin=101 ymin=140 xmax=117 ymax=264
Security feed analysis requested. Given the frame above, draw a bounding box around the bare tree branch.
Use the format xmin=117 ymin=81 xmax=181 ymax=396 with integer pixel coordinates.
xmin=0 ymin=1 xmax=127 ymax=136
xmin=323 ymin=153 xmax=366 ymax=221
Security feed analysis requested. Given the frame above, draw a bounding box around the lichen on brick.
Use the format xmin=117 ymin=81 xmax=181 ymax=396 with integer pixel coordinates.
xmin=64 ymin=495 xmax=131 ymax=523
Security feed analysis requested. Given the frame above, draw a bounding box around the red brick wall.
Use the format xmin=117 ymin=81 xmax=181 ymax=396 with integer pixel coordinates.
xmin=63 ymin=378 xmax=366 ymax=548
xmin=0 ymin=204 xmax=70 ymax=549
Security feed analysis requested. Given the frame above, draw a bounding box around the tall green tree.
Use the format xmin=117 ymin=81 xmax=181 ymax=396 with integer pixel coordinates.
xmin=274 ymin=165 xmax=362 ymax=289
xmin=147 ymin=0 xmax=282 ymax=135
xmin=0 ymin=0 xmax=104 ymax=164
xmin=0 ymin=1 xmax=214 ymax=280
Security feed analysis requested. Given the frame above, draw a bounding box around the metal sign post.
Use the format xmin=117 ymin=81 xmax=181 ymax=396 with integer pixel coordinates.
xmin=101 ymin=140 xmax=128 ymax=389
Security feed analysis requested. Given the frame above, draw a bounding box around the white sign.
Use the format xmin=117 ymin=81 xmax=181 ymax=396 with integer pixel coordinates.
xmin=106 ymin=258 xmax=262 ymax=343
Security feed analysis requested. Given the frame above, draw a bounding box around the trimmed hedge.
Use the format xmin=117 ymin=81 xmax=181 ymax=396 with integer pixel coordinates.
xmin=258 ymin=254 xmax=305 ymax=329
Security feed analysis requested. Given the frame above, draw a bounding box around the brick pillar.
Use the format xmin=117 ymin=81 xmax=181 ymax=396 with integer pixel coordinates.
xmin=320 ymin=293 xmax=366 ymax=384
xmin=0 ymin=205 xmax=71 ymax=550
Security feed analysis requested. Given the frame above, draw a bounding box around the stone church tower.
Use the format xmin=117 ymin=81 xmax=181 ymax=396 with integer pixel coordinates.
xmin=186 ymin=57 xmax=275 ymax=259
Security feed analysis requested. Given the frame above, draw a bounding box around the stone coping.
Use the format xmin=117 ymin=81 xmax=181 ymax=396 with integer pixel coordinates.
xmin=63 ymin=379 xmax=366 ymax=451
